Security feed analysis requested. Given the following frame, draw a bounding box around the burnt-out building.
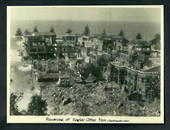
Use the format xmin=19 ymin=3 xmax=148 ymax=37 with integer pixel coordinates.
xmin=110 ymin=62 xmax=127 ymax=85
xmin=31 ymin=59 xmax=59 ymax=96
xmin=102 ymin=37 xmax=114 ymax=52
xmin=102 ymin=35 xmax=128 ymax=53
xmin=25 ymin=32 xmax=56 ymax=59
xmin=53 ymin=42 xmax=82 ymax=59
xmin=128 ymin=40 xmax=151 ymax=69
xmin=110 ymin=61 xmax=160 ymax=99
xmin=109 ymin=39 xmax=160 ymax=99
xmin=125 ymin=66 xmax=160 ymax=99
xmin=62 ymin=34 xmax=79 ymax=44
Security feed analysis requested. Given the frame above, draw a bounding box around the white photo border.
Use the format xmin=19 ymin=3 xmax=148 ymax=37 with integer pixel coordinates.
xmin=7 ymin=5 xmax=164 ymax=124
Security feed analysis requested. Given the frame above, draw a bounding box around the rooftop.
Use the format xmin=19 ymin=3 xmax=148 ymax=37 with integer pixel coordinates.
xmin=111 ymin=35 xmax=123 ymax=39
xmin=31 ymin=32 xmax=56 ymax=36
xmin=129 ymin=40 xmax=150 ymax=47
xmin=110 ymin=61 xmax=160 ymax=74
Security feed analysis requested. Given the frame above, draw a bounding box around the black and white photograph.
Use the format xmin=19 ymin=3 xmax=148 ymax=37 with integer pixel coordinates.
xmin=7 ymin=6 xmax=164 ymax=123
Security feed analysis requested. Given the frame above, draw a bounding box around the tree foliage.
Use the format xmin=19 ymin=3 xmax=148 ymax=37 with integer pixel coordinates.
xmin=154 ymin=34 xmax=160 ymax=41
xmin=146 ymin=74 xmax=160 ymax=102
xmin=136 ymin=33 xmax=142 ymax=40
xmin=50 ymin=27 xmax=55 ymax=33
xmin=119 ymin=29 xmax=124 ymax=37
xmin=16 ymin=28 xmax=23 ymax=36
xmin=27 ymin=94 xmax=47 ymax=115
xmin=66 ymin=28 xmax=72 ymax=34
xmin=151 ymin=34 xmax=160 ymax=50
xmin=24 ymin=29 xmax=31 ymax=35
xmin=102 ymin=29 xmax=106 ymax=37
xmin=10 ymin=93 xmax=19 ymax=115
xmin=33 ymin=26 xmax=39 ymax=33
xmin=10 ymin=93 xmax=23 ymax=115
xmin=97 ymin=55 xmax=109 ymax=67
xmin=84 ymin=24 xmax=90 ymax=36
xmin=78 ymin=62 xmax=103 ymax=82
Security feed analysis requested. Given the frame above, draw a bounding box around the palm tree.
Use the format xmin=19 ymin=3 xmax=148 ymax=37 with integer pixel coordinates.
xmin=33 ymin=26 xmax=38 ymax=33
xmin=119 ymin=29 xmax=124 ymax=37
xmin=24 ymin=29 xmax=31 ymax=35
xmin=66 ymin=28 xmax=72 ymax=34
xmin=136 ymin=33 xmax=142 ymax=40
xmin=154 ymin=34 xmax=160 ymax=43
xmin=50 ymin=27 xmax=55 ymax=33
xmin=150 ymin=34 xmax=160 ymax=50
xmin=102 ymin=28 xmax=106 ymax=37
xmin=16 ymin=28 xmax=23 ymax=36
xmin=84 ymin=24 xmax=90 ymax=36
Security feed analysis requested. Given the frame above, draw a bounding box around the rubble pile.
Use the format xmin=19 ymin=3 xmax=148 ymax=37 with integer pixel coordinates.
xmin=40 ymin=80 xmax=160 ymax=116
xmin=41 ymin=81 xmax=126 ymax=116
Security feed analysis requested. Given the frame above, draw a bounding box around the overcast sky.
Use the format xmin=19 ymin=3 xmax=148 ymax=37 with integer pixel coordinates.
xmin=8 ymin=6 xmax=162 ymax=23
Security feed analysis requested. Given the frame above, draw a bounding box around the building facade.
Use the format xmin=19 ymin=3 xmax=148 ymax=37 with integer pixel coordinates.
xmin=110 ymin=62 xmax=160 ymax=99
xmin=25 ymin=32 xmax=56 ymax=59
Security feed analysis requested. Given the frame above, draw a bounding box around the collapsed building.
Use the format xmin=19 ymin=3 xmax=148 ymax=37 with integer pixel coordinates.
xmin=32 ymin=60 xmax=59 ymax=82
xmin=102 ymin=35 xmax=129 ymax=53
xmin=110 ymin=62 xmax=160 ymax=99
xmin=62 ymin=34 xmax=79 ymax=44
xmin=53 ymin=41 xmax=82 ymax=59
xmin=108 ymin=39 xmax=160 ymax=101
xmin=22 ymin=31 xmax=160 ymax=102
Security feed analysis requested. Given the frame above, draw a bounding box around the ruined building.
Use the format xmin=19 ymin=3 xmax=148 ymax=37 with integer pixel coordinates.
xmin=24 ymin=32 xmax=56 ymax=59
xmin=108 ymin=39 xmax=160 ymax=101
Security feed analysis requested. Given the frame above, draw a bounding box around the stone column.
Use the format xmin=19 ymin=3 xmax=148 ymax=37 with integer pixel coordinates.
xmin=117 ymin=68 xmax=120 ymax=84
